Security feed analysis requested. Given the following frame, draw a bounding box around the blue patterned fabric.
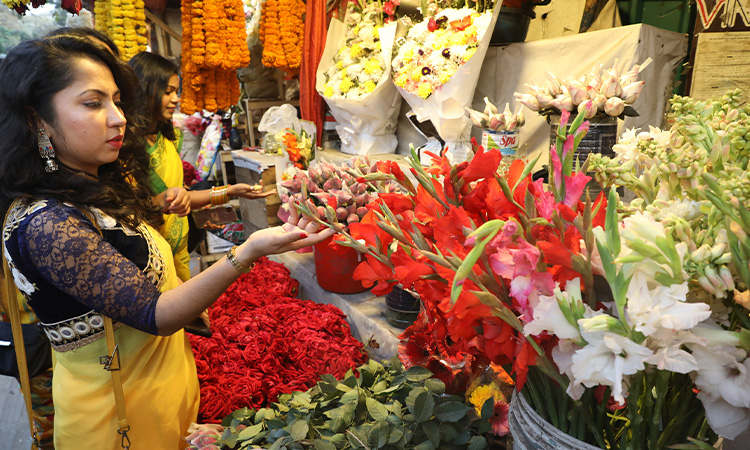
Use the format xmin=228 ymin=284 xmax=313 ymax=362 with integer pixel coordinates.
xmin=3 ymin=198 xmax=161 ymax=336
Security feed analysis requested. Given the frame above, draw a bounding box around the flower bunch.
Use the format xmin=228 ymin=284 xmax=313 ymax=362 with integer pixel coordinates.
xmin=514 ymin=58 xmax=652 ymax=119
xmin=188 ymin=257 xmax=367 ymax=423
xmin=94 ymin=0 xmax=148 ymax=60
xmin=259 ymin=0 xmax=305 ymax=75
xmin=180 ymin=0 xmax=250 ymax=114
xmin=277 ymin=127 xmax=314 ymax=170
xmin=296 ymin=99 xmax=750 ymax=446
xmin=321 ymin=1 xmax=387 ymax=99
xmin=277 ymin=156 xmax=388 ymax=227
xmin=466 ymin=97 xmax=526 ymax=132
xmin=184 ymin=114 xmax=209 ymax=136
xmin=391 ymin=7 xmax=493 ymax=99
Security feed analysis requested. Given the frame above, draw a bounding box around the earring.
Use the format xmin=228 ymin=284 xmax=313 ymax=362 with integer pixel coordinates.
xmin=37 ymin=127 xmax=58 ymax=173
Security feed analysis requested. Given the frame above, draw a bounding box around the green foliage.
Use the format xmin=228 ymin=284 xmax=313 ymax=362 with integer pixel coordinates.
xmin=217 ymin=358 xmax=490 ymax=450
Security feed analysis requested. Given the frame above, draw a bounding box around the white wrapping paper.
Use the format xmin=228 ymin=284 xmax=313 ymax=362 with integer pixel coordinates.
xmin=317 ymin=20 xmax=402 ymax=155
xmin=394 ymin=4 xmax=501 ymax=163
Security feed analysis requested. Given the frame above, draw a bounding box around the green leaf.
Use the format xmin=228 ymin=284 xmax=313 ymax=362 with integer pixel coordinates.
xmin=253 ymin=408 xmax=267 ymax=425
xmin=451 ymin=233 xmax=497 ymax=303
xmin=468 ymin=435 xmax=488 ymax=450
xmin=405 ymin=366 xmax=434 ymax=382
xmin=269 ymin=436 xmax=292 ymax=450
xmin=424 ymin=378 xmax=445 ymax=395
xmin=289 ymin=420 xmax=309 ymax=441
xmin=372 ymin=380 xmax=389 ymax=393
xmin=328 ymin=417 xmax=346 ymax=433
xmin=368 ymin=422 xmax=390 ymax=448
xmin=434 ymin=401 xmax=470 ymax=422
xmin=388 ymin=427 xmax=404 ymax=444
xmin=237 ymin=423 xmax=264 ymax=441
xmin=346 ymin=428 xmax=369 ymax=449
xmin=438 ymin=423 xmax=457 ymax=442
xmin=340 ymin=388 xmax=360 ymax=405
xmin=409 ymin=392 xmax=435 ymax=423
xmin=481 ymin=397 xmax=495 ymax=420
xmin=392 ymin=399 xmax=404 ymax=419
xmin=266 ymin=419 xmax=286 ymax=430
xmin=452 ymin=430 xmax=471 ymax=445
xmin=313 ymin=439 xmax=337 ymax=450
xmin=329 ymin=433 xmax=347 ymax=447
xmin=412 ymin=441 xmax=436 ymax=450
xmin=366 ymin=397 xmax=390 ymax=422
xmin=421 ymin=421 xmax=441 ymax=446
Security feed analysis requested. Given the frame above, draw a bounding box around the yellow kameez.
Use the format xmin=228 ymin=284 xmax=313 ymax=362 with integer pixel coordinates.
xmin=51 ymin=224 xmax=199 ymax=449
xmin=148 ymin=129 xmax=191 ymax=282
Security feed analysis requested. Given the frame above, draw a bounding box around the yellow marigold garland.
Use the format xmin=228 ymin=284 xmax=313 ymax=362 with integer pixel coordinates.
xmin=93 ymin=0 xmax=147 ymax=60
xmin=180 ymin=0 xmax=251 ymax=114
xmin=260 ymin=0 xmax=305 ymax=75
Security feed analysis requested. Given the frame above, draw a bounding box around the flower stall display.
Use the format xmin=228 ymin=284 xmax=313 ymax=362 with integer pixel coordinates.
xmin=94 ymin=0 xmax=148 ymax=60
xmin=277 ymin=156 xmax=387 ymax=228
xmin=513 ymin=58 xmax=652 ymax=120
xmin=279 ymin=126 xmax=315 ymax=170
xmin=180 ymin=0 xmax=251 ymax=114
xmin=188 ymin=257 xmax=368 ymax=423
xmin=316 ymin=0 xmax=402 ymax=155
xmin=210 ymin=359 xmax=512 ymax=449
xmin=391 ymin=3 xmax=500 ymax=162
xmin=258 ymin=0 xmax=305 ymax=74
xmin=289 ymin=90 xmax=750 ymax=448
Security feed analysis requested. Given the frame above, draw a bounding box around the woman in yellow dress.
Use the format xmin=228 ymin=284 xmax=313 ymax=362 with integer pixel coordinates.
xmin=128 ymin=52 xmax=275 ymax=282
xmin=0 ymin=36 xmax=331 ymax=449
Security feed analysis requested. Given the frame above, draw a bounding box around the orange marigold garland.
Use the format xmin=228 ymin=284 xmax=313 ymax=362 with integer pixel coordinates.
xmin=181 ymin=0 xmax=251 ymax=114
xmin=260 ymin=0 xmax=305 ymax=75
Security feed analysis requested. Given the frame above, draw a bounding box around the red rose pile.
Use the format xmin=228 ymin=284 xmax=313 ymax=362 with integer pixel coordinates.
xmin=188 ymin=257 xmax=368 ymax=423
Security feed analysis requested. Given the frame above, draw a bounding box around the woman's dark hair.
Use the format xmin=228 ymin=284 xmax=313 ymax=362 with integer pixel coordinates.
xmin=128 ymin=52 xmax=180 ymax=142
xmin=45 ymin=26 xmax=121 ymax=57
xmin=0 ymin=36 xmax=161 ymax=228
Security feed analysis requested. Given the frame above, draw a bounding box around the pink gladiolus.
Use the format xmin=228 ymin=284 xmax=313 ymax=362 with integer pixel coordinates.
xmin=563 ymin=171 xmax=592 ymax=207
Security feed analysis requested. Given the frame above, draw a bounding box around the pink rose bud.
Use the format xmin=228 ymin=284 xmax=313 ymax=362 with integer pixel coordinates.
xmin=566 ymin=80 xmax=589 ymax=106
xmin=551 ymin=93 xmax=574 ymax=112
xmin=593 ymin=94 xmax=607 ymax=110
xmin=604 ymin=97 xmax=625 ymax=116
xmin=620 ymin=81 xmax=644 ymax=104
xmin=513 ymin=93 xmax=541 ymax=112
xmin=577 ymin=100 xmax=597 ymax=119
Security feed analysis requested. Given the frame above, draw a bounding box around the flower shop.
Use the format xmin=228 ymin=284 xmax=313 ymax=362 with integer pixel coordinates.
xmin=4 ymin=0 xmax=750 ymax=449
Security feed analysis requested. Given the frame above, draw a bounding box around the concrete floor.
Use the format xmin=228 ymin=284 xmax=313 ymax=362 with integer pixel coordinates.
xmin=0 ymin=375 xmax=32 ymax=450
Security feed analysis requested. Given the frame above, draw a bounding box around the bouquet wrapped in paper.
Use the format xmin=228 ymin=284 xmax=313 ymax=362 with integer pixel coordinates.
xmin=391 ymin=2 xmax=500 ymax=162
xmin=316 ymin=0 xmax=402 ymax=155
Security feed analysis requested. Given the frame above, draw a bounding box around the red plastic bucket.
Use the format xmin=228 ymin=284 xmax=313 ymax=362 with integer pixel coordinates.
xmin=313 ymin=237 xmax=369 ymax=294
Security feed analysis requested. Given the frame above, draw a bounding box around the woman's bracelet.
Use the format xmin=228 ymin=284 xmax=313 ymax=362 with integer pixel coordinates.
xmin=210 ymin=185 xmax=230 ymax=205
xmin=226 ymin=246 xmax=254 ymax=274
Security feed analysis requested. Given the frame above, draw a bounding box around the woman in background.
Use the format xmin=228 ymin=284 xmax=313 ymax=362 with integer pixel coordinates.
xmin=128 ymin=52 xmax=275 ymax=281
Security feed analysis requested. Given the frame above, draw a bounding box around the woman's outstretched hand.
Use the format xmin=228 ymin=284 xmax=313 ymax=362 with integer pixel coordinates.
xmin=163 ymin=187 xmax=192 ymax=216
xmin=229 ymin=183 xmax=277 ymax=200
xmin=237 ymin=199 xmax=334 ymax=262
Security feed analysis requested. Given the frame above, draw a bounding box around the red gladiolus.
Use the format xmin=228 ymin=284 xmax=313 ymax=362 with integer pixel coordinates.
xmin=376 ymin=160 xmax=407 ymax=184
xmin=353 ymin=254 xmax=398 ymax=295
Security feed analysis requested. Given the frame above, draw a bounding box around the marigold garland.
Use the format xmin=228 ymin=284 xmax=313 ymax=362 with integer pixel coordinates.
xmin=180 ymin=0 xmax=250 ymax=114
xmin=93 ymin=0 xmax=147 ymax=60
xmin=259 ymin=0 xmax=305 ymax=75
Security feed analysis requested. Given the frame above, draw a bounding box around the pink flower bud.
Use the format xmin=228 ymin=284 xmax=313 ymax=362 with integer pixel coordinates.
xmin=551 ymin=93 xmax=574 ymax=112
xmin=620 ymin=81 xmax=644 ymax=104
xmin=604 ymin=97 xmax=625 ymax=116
xmin=566 ymin=80 xmax=589 ymax=106
xmin=513 ymin=93 xmax=541 ymax=112
xmin=600 ymin=73 xmax=619 ymax=98
xmin=577 ymin=100 xmax=597 ymax=119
